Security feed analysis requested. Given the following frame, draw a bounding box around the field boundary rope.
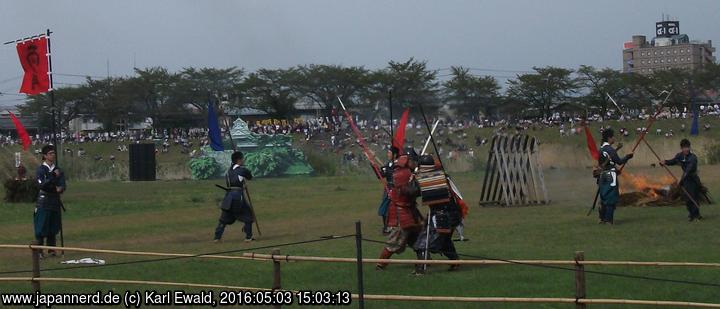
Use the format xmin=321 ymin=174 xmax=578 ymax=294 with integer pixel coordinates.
xmin=0 ymin=222 xmax=718 ymax=308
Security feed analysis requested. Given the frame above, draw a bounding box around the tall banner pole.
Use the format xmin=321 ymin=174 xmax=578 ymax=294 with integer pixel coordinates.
xmin=46 ymin=29 xmax=58 ymax=160
xmin=388 ymin=90 xmax=393 ymax=148
xmin=44 ymin=29 xmax=64 ymax=255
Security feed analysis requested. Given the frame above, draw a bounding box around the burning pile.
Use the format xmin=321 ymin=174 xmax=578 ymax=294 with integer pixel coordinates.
xmin=618 ymin=172 xmax=684 ymax=207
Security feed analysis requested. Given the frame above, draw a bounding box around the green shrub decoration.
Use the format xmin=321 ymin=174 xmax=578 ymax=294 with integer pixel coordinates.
xmin=188 ymin=156 xmax=222 ymax=180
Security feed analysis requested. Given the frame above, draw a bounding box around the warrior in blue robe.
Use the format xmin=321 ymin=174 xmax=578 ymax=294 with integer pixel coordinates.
xmin=662 ymin=139 xmax=703 ymax=221
xmin=597 ymin=129 xmax=633 ymax=224
xmin=34 ymin=145 xmax=66 ymax=257
xmin=213 ymin=151 xmax=254 ymax=242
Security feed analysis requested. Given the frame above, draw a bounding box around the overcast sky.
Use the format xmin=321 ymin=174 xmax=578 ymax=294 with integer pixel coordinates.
xmin=1 ymin=0 xmax=718 ymax=105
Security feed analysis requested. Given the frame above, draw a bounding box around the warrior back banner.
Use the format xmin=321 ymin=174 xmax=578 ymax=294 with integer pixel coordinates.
xmin=16 ymin=37 xmax=50 ymax=95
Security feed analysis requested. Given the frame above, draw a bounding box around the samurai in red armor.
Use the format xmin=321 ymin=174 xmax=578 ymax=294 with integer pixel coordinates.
xmin=376 ymin=147 xmax=425 ymax=274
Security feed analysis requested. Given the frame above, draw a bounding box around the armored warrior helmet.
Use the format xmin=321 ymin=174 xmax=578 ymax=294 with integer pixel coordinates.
xmin=419 ymin=154 xmax=435 ymax=166
xmin=390 ymin=146 xmax=400 ymax=156
xmin=403 ymin=147 xmax=419 ymax=161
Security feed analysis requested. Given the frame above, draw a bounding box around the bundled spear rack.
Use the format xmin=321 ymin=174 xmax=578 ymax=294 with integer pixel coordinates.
xmin=479 ymin=134 xmax=549 ymax=206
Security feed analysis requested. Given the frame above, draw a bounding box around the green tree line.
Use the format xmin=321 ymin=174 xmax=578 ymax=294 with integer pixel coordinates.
xmin=19 ymin=58 xmax=720 ymax=130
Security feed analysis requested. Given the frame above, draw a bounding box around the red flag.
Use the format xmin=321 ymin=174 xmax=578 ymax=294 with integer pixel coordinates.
xmin=583 ymin=123 xmax=599 ymax=161
xmin=8 ymin=111 xmax=32 ymax=151
xmin=16 ymin=37 xmax=50 ymax=95
xmin=392 ymin=108 xmax=410 ymax=150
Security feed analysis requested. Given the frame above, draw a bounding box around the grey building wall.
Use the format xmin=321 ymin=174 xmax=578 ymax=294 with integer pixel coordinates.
xmin=623 ymin=39 xmax=715 ymax=74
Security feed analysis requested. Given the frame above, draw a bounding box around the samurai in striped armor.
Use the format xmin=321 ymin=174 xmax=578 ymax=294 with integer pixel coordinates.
xmin=413 ymin=154 xmax=461 ymax=271
xmin=376 ymin=147 xmax=424 ymax=273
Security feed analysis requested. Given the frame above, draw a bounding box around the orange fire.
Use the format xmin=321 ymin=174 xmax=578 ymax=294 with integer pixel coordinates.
xmin=620 ymin=172 xmax=674 ymax=198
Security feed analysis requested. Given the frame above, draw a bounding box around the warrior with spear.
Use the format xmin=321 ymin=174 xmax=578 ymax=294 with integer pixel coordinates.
xmin=661 ymin=139 xmax=705 ymax=222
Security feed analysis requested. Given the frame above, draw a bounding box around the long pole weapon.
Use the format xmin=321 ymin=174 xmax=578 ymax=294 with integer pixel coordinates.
xmin=587 ymin=90 xmax=672 ymax=216
xmin=417 ymin=119 xmax=439 ymax=270
xmin=606 ymin=93 xmax=703 ymax=209
xmin=388 ymin=90 xmax=393 ymax=146
xmin=46 ymin=29 xmax=64 ymax=255
xmin=337 ymin=97 xmax=387 ymax=186
xmin=421 ymin=120 xmax=440 ymax=155
xmin=216 ymin=100 xmax=261 ymax=236
xmin=417 ymin=103 xmax=449 ymax=271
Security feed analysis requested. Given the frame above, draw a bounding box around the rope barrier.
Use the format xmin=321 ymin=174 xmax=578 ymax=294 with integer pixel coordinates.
xmin=0 ymin=244 xmax=256 ymax=260
xmin=0 ymin=277 xmax=273 ymax=291
xmin=1 ymin=277 xmax=717 ymax=308
xmin=362 ymin=237 xmax=720 ymax=288
xmin=240 ymin=252 xmax=720 ymax=268
xmin=353 ymin=294 xmax=720 ymax=308
xmin=0 ymin=235 xmax=354 ymax=275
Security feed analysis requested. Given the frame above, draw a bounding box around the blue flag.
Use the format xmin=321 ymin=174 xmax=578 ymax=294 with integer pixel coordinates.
xmin=690 ymin=98 xmax=699 ymax=136
xmin=207 ymin=101 xmax=224 ymax=151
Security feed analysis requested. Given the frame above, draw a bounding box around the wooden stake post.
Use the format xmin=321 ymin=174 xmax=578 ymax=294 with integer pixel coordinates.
xmin=575 ymin=251 xmax=587 ymax=309
xmin=271 ymin=248 xmax=281 ymax=309
xmin=31 ymin=244 xmax=41 ymax=292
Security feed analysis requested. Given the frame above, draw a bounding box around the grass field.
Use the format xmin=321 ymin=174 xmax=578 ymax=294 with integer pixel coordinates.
xmin=1 ymin=162 xmax=719 ymax=308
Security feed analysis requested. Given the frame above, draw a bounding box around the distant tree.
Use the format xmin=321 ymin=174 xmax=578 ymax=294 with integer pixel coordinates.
xmin=85 ymin=78 xmax=144 ymax=131
xmin=443 ymin=66 xmax=500 ymax=118
xmin=696 ymin=62 xmax=720 ymax=94
xmin=291 ymin=64 xmax=371 ymax=111
xmin=127 ymin=67 xmax=178 ymax=128
xmin=576 ymin=65 xmax=625 ymax=118
xmin=371 ymin=58 xmax=439 ymax=111
xmin=19 ymin=85 xmax=92 ymax=130
xmin=241 ymin=69 xmax=298 ymax=119
xmin=172 ymin=67 xmax=245 ymax=112
xmin=506 ymin=66 xmax=577 ymax=119
xmin=649 ymin=68 xmax=692 ymax=110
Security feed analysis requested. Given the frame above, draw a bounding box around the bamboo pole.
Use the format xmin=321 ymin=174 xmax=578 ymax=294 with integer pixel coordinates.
xmin=241 ymin=253 xmax=720 ymax=267
xmin=271 ymin=248 xmax=281 ymax=309
xmin=353 ymin=294 xmax=720 ymax=308
xmin=0 ymin=244 xmax=254 ymax=260
xmin=0 ymin=277 xmax=273 ymax=291
xmin=31 ymin=246 xmax=40 ymax=292
xmin=579 ymin=298 xmax=720 ymax=308
xmin=4 ymin=244 xmax=719 ymax=268
xmin=0 ymin=278 xmax=717 ymax=308
xmin=356 ymin=294 xmax=576 ymax=303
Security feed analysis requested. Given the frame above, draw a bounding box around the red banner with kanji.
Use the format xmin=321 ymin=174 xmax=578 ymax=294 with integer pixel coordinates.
xmin=16 ymin=37 xmax=50 ymax=95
